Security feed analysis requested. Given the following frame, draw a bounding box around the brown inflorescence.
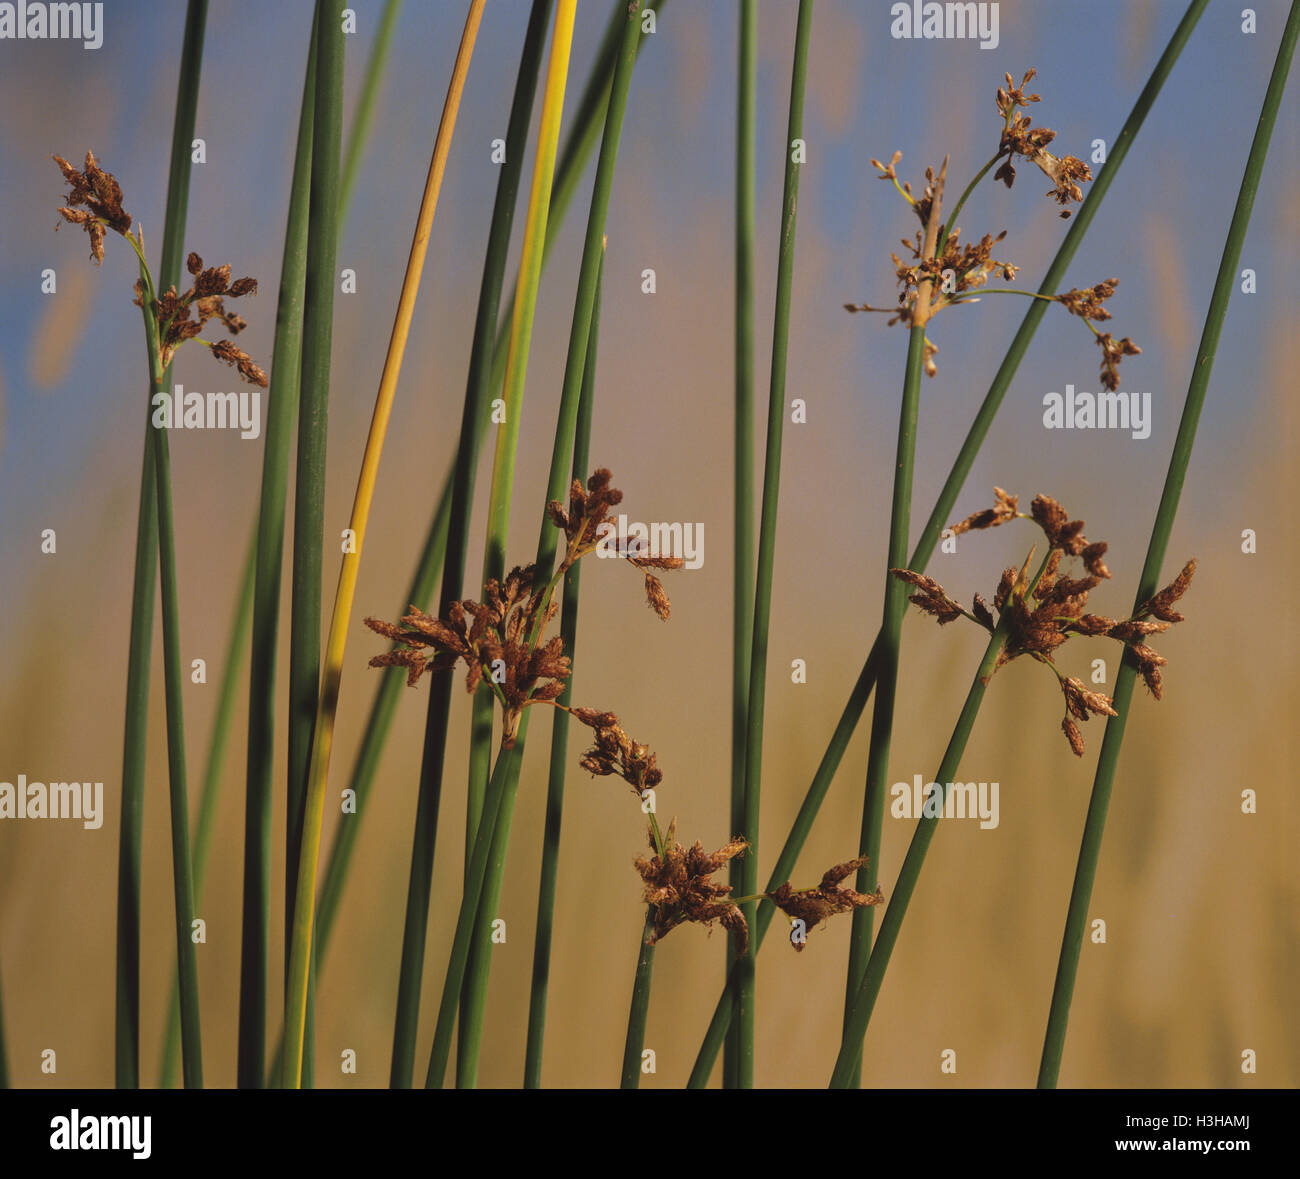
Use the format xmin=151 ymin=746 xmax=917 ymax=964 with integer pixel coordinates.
xmin=547 ymin=467 xmax=685 ymax=620
xmin=364 ymin=564 xmax=569 ymax=747
xmin=846 ymin=72 xmax=1136 ymax=386
xmin=54 ymin=152 xmax=267 ymax=386
xmin=891 ymin=489 xmax=1196 ymax=755
xmin=53 ymin=150 xmax=130 ymax=264
xmin=367 ymin=468 xmax=684 ymax=747
xmin=634 ymin=821 xmax=749 ymax=950
xmin=767 ymin=857 xmax=884 ymax=951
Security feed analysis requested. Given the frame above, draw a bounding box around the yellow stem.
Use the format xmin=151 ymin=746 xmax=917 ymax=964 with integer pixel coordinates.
xmin=281 ymin=0 xmax=486 ymax=1089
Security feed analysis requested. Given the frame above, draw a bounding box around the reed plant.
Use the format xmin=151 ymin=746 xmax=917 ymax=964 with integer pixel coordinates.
xmin=28 ymin=0 xmax=1282 ymax=1096
xmin=1038 ymin=0 xmax=1300 ymax=1087
xmin=691 ymin=0 xmax=1211 ymax=1085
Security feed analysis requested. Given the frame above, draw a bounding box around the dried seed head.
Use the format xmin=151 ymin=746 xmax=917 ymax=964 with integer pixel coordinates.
xmin=766 ymin=856 xmax=884 ymax=951
xmin=950 ymin=486 xmax=1018 ymax=535
xmin=643 ymin=573 xmax=670 ymax=621
xmin=52 ymin=150 xmax=132 ymax=259
xmin=891 ymin=568 xmax=965 ymax=625
xmin=635 ymin=831 xmax=749 ymax=950
xmin=1136 ymin=558 xmax=1197 ymax=623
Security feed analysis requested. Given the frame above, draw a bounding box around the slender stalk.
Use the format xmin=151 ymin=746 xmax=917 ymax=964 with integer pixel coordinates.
xmin=138 ymin=264 xmax=203 ymax=1089
xmin=733 ymin=0 xmax=814 ymax=1090
xmin=465 ymin=0 xmax=578 ymax=894
xmin=339 ymin=0 xmax=402 ymax=218
xmin=523 ymin=251 xmax=604 ymax=1087
xmin=282 ymin=0 xmax=484 ymax=1090
xmin=283 ymin=0 xmax=344 ymax=1090
xmin=829 ymin=551 xmax=1054 ymax=1088
xmin=842 ymin=156 xmax=947 ymax=1087
xmin=425 ymin=738 xmax=526 ymax=1087
xmin=114 ymin=0 xmax=207 ymax=1090
xmin=936 ymin=153 xmax=998 ymax=256
xmin=487 ymin=0 xmax=668 ymax=405
xmin=388 ymin=0 xmax=555 ymax=1090
xmin=620 ymin=913 xmax=658 ymax=1089
xmin=458 ymin=0 xmax=639 ymax=1091
xmin=161 ymin=535 xmax=255 ymax=1088
xmin=237 ymin=14 xmax=317 ymax=1091
xmin=315 ymin=470 xmax=453 ymax=956
xmin=1038 ymin=0 xmax=1300 ymax=1087
xmin=689 ymin=0 xmax=1208 ymax=1084
xmin=265 ymin=470 xmax=453 ymax=1092
xmin=724 ymin=0 xmax=756 ymax=1092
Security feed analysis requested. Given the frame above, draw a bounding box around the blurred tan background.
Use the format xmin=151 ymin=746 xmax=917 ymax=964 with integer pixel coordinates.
xmin=0 ymin=0 xmax=1296 ymax=1087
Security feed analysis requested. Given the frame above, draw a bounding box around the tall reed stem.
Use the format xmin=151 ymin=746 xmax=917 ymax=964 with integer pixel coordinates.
xmin=281 ymin=0 xmax=484 ymax=1089
xmin=283 ymin=0 xmax=344 ymax=1090
xmin=620 ymin=912 xmax=657 ymax=1089
xmin=724 ymin=0 xmax=756 ymax=1091
xmin=137 ymin=263 xmax=203 ymax=1088
xmin=114 ymin=0 xmax=207 ymax=1090
xmin=733 ymin=0 xmax=813 ymax=1089
xmin=523 ymin=250 xmax=604 ymax=1087
xmin=339 ymin=0 xmax=402 ymax=217
xmin=425 ymin=739 xmax=525 ymax=1086
xmin=841 ymin=155 xmax=946 ymax=1087
xmin=830 ymin=550 xmax=1054 ymax=1088
xmin=162 ymin=536 xmax=255 ymax=1087
xmin=459 ymin=1 xmax=639 ymax=1091
xmin=388 ymin=0 xmax=556 ymax=1089
xmin=688 ymin=0 xmax=1208 ymax=1084
xmin=1038 ymin=0 xmax=1299 ymax=1087
xmin=237 ymin=12 xmax=317 ymax=1090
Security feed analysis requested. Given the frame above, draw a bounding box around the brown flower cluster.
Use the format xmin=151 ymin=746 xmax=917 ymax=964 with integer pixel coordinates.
xmin=577 ymin=717 xmax=663 ymax=799
xmin=892 ymin=490 xmax=1196 ymax=755
xmin=54 ymin=151 xmax=268 ymax=387
xmin=365 ymin=563 xmax=568 ymax=747
xmin=1057 ymin=280 xmax=1142 ymax=391
xmin=137 ymin=252 xmax=266 ymax=385
xmin=993 ymin=70 xmax=1092 ymax=216
xmin=635 ymin=821 xmax=750 ymax=949
xmin=547 ymin=468 xmax=684 ymax=619
xmin=53 ymin=150 xmax=130 ymax=263
xmin=766 ymin=857 xmax=883 ymax=952
xmin=845 ymin=72 xmax=1128 ymax=385
xmin=367 ymin=468 xmax=684 ymax=748
xmin=575 ymin=707 xmax=884 ymax=952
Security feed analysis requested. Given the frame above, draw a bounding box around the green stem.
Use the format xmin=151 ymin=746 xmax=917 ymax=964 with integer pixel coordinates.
xmin=387 ymin=0 xmax=555 ymax=1091
xmin=282 ymin=0 xmax=344 ymax=1091
xmin=1038 ymin=0 xmax=1300 ymax=1088
xmin=732 ymin=0 xmax=814 ymax=1091
xmin=687 ymin=639 xmax=885 ymax=1087
xmin=114 ymin=0 xmax=207 ymax=1090
xmin=725 ymin=0 xmax=757 ymax=1092
xmin=457 ymin=0 xmax=641 ymax=1092
xmin=620 ymin=913 xmax=658 ymax=1088
xmin=139 ymin=266 xmax=203 ymax=1089
xmin=238 ymin=12 xmax=317 ymax=1090
xmin=523 ymin=252 xmax=604 ymax=1087
xmin=688 ymin=0 xmax=1208 ymax=1085
xmin=842 ymin=319 xmax=926 ymax=1088
xmin=936 ymin=152 xmax=999 ymax=255
xmin=162 ymin=534 xmax=255 ymax=1088
xmin=830 ymin=551 xmax=1054 ymax=1088
xmin=339 ymin=0 xmax=402 ymax=218
xmin=424 ymin=738 xmax=525 ymax=1088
